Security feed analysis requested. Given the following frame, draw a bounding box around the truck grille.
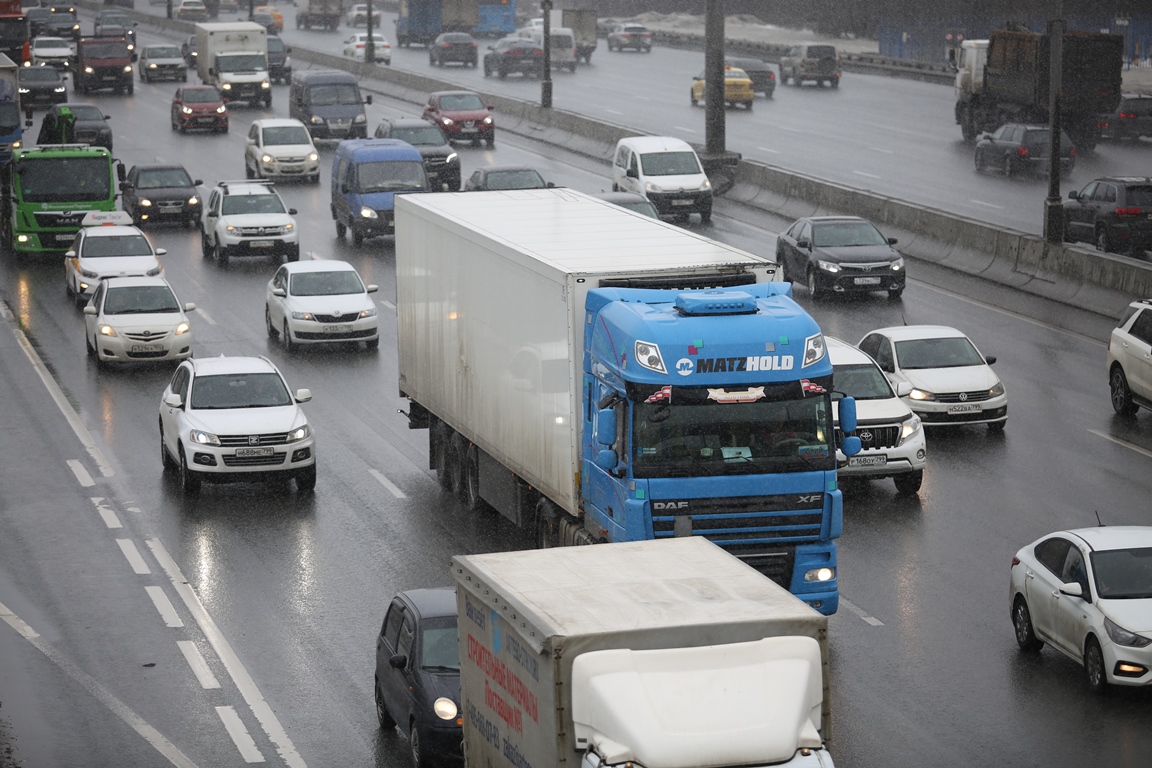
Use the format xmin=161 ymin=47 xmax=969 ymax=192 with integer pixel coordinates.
xmin=32 ymin=211 xmax=87 ymax=228
xmin=651 ymin=494 xmax=825 ymax=547
xmin=218 ymin=432 xmax=290 ymax=447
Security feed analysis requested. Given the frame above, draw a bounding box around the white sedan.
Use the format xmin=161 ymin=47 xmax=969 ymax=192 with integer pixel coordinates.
xmin=1010 ymin=526 xmax=1152 ymax=693
xmin=857 ymin=325 xmax=1006 ymax=432
xmin=83 ymin=277 xmax=194 ymax=366
xmin=244 ymin=118 xmax=320 ymax=183
xmin=265 ymin=260 xmax=379 ymax=351
xmin=342 ymin=33 xmax=391 ymax=64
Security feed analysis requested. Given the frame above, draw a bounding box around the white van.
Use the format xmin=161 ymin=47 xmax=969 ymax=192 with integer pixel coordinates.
xmin=516 ymin=25 xmax=576 ymax=72
xmin=826 ymin=337 xmax=926 ymax=495
xmin=611 ymin=136 xmax=712 ymax=222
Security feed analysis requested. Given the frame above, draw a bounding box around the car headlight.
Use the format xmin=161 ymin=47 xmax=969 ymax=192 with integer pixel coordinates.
xmin=307 ymin=152 xmax=318 ymax=162
xmin=221 ymin=82 xmax=231 ymax=90
xmin=286 ymin=425 xmax=312 ymax=442
xmin=804 ymin=567 xmax=835 ymax=582
xmin=260 ymin=80 xmax=270 ymax=89
xmin=188 ymin=196 xmax=199 ymax=206
xmin=441 ymin=117 xmax=454 ymax=126
xmin=445 ymin=151 xmax=458 ymax=164
xmin=988 ymin=382 xmax=1005 ymax=397
xmin=360 ymin=206 xmax=378 ymax=219
xmin=216 ymin=104 xmax=227 ymax=114
xmin=225 ymin=225 xmax=237 ymax=233
xmin=817 ymin=259 xmax=841 ymax=273
xmin=353 ymin=113 xmax=366 ymax=123
xmin=433 ymin=697 xmax=458 ymax=721
xmin=18 ymin=87 xmax=28 ymax=94
xmin=175 ymin=321 xmax=190 ymax=335
xmin=53 ymin=87 xmax=65 ymax=93
xmin=84 ymin=66 xmax=94 ymax=74
xmin=482 ymin=117 xmax=493 ymax=125
xmin=148 ymin=63 xmax=157 ymax=69
xmin=189 ymin=429 xmax=220 ymax=446
xmin=291 ymin=311 xmax=315 ymax=320
xmin=890 ymin=257 xmax=905 ymax=271
xmin=139 ymin=199 xmax=152 ymax=207
xmin=79 ymin=268 xmax=99 ymax=278
xmin=634 ymin=340 xmax=666 ymax=374
xmin=146 ymin=265 xmax=163 ymax=277
xmin=123 ymin=65 xmax=133 ymax=73
xmin=644 ymin=181 xmax=663 ymax=193
xmin=310 ymin=115 xmax=324 ymax=124
xmin=802 ymin=332 xmax=826 ymax=367
xmin=283 ymin=222 xmax=294 ymax=232
xmin=699 ymin=178 xmax=712 ymax=191
xmin=182 ymin=105 xmax=194 ymax=114
xmin=898 ymin=414 xmax=922 ymax=445
xmin=359 ymin=307 xmax=377 ymax=319
xmin=908 ymin=388 xmax=936 ymax=401
xmin=98 ymin=324 xmax=117 ymax=337
xmin=261 ymin=154 xmax=273 ymax=163
xmin=1105 ymin=617 xmax=1152 ymax=648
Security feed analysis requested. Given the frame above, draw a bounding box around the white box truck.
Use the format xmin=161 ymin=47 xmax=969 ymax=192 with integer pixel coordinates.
xmin=195 ymin=22 xmax=271 ymax=109
xmin=559 ymin=8 xmax=597 ymax=63
xmin=397 ymin=189 xmax=863 ymax=617
xmin=453 ymin=537 xmax=835 ymax=768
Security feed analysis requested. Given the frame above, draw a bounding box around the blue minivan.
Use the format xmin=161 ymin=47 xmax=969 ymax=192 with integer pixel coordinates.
xmin=331 ymin=139 xmax=430 ymax=244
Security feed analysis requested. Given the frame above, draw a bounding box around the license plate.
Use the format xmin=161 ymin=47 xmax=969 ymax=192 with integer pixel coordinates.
xmin=849 ymin=455 xmax=887 ymax=467
xmin=56 ymin=234 xmax=74 ymax=242
xmin=197 ymin=117 xmax=215 ymax=124
xmin=323 ymin=324 xmax=352 ymax=333
xmin=947 ymin=404 xmax=982 ymax=414
xmin=855 ymin=277 xmax=882 ymax=285
xmin=670 ymin=199 xmax=693 ymax=206
xmin=130 ymin=345 xmax=160 ymax=353
xmin=249 ymin=240 xmax=274 ymax=248
xmin=235 ymin=447 xmax=274 ymax=457
xmin=459 ymin=128 xmax=478 ymax=134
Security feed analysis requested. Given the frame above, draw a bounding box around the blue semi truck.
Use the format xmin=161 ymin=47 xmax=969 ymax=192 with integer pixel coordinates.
xmin=395 ymin=189 xmax=860 ymax=615
xmin=395 ymin=0 xmax=478 ymax=47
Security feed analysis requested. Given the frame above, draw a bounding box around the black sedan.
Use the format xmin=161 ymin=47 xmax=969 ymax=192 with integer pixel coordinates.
xmin=37 ymin=103 xmax=113 ymax=150
xmin=121 ymin=164 xmax=203 ymax=227
xmin=776 ymin=215 xmax=906 ymax=299
xmin=18 ymin=65 xmax=68 ymax=109
xmin=974 ymin=123 xmax=1076 ymax=178
xmin=726 ymin=56 xmax=776 ymax=97
xmin=464 ymin=165 xmax=553 ymax=191
xmin=482 ymin=38 xmax=544 ymax=79
xmin=374 ymin=117 xmax=461 ymax=191
xmin=374 ymin=589 xmax=462 ymax=768
xmin=429 ymin=32 xmax=478 ymax=67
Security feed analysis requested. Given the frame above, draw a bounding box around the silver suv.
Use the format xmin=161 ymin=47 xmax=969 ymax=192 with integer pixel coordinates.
xmin=779 ymin=43 xmax=841 ymax=88
xmin=1107 ymin=299 xmax=1152 ymax=416
xmin=201 ymin=180 xmax=299 ymax=267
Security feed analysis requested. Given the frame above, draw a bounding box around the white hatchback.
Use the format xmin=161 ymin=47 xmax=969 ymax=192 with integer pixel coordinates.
xmin=1010 ymin=526 xmax=1152 ymax=693
xmin=83 ymin=277 xmax=194 ymax=366
xmin=857 ymin=325 xmax=1007 ymax=432
xmin=265 ymin=260 xmax=379 ymax=351
xmin=65 ymin=213 xmax=166 ymax=303
xmin=244 ymin=118 xmax=320 ymax=183
xmin=827 ymin=337 xmax=926 ymax=494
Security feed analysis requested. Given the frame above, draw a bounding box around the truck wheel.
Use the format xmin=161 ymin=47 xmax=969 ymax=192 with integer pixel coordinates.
xmin=535 ymin=499 xmax=558 ymax=548
xmin=464 ymin=445 xmax=488 ymax=512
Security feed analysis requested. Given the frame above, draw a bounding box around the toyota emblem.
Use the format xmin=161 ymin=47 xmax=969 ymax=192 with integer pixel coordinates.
xmin=859 ymin=430 xmax=873 ymax=443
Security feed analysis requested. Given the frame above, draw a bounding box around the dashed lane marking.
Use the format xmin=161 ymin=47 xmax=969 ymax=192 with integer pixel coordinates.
xmin=840 ymin=597 xmax=884 ymax=626
xmin=369 ymin=469 xmax=407 ymax=499
xmin=145 ymin=586 xmax=185 ymax=628
xmin=217 ymin=706 xmax=266 ymax=763
xmin=378 ymin=299 xmax=396 ymax=310
xmin=968 ymin=199 xmax=1005 ymax=210
xmin=178 ymin=640 xmax=222 ymax=690
xmin=90 ymin=497 xmax=123 ymax=529
xmin=194 ymin=307 xmax=218 ymax=325
xmin=756 ymin=146 xmax=780 ymax=153
xmin=1088 ymin=429 xmax=1152 ymax=460
xmin=117 ymin=539 xmax=152 ymax=575
xmin=68 ymin=459 xmax=95 ymax=487
xmin=853 ymin=170 xmax=882 ymax=179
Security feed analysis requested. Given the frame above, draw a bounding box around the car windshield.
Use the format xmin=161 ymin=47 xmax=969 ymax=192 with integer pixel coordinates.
xmin=82 ymin=234 xmax=153 ymax=258
xmin=308 ymin=83 xmax=361 ymax=106
xmin=390 ymin=126 xmax=445 ymax=145
xmin=832 ymin=363 xmax=894 ymax=400
xmin=1121 ymin=99 xmax=1152 ymax=116
xmin=218 ymin=54 xmax=267 ymax=72
xmin=34 ymin=38 xmax=67 ymax=48
xmin=20 ymin=68 xmax=60 ymax=82
xmin=136 ymin=168 xmax=194 ymax=189
xmin=1092 ymin=547 xmax=1152 ymax=599
xmin=632 ymin=391 xmax=834 ymax=477
xmin=725 ymin=69 xmax=748 ymax=79
xmin=267 ymin=38 xmax=285 ymax=53
xmin=894 ymin=337 xmax=985 ymax=369
xmin=222 ymin=194 xmax=286 ymax=215
xmin=1126 ymin=186 xmax=1152 ymax=206
xmin=182 ymin=89 xmax=220 ymax=103
xmin=439 ymin=93 xmax=484 ymax=111
xmin=104 ymin=285 xmax=180 ymax=314
xmin=67 ymin=105 xmax=105 ymax=121
xmin=419 ymin=617 xmax=459 ymax=671
xmin=811 ymin=221 xmax=888 ymax=247
xmin=190 ymin=372 xmax=292 ymax=410
xmin=483 ymin=170 xmax=544 ymax=190
xmin=17 ymin=156 xmax=111 ymax=203
xmin=83 ymin=42 xmax=129 ymax=58
xmin=808 ymin=45 xmax=837 ymax=58
xmin=357 ymin=160 xmax=425 ymax=192
xmin=146 ymin=46 xmax=180 ymax=58
xmin=639 ymin=151 xmax=701 ymax=177
xmin=289 ymin=270 xmax=364 ymax=296
xmin=263 ymin=126 xmax=312 ymax=145
xmin=49 ymin=14 xmax=76 ymax=24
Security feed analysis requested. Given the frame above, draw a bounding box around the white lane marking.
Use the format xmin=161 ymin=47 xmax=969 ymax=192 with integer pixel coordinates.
xmin=0 ymin=600 xmax=201 ymax=768
xmin=968 ymin=199 xmax=1005 ymax=210
xmin=177 ymin=640 xmax=221 ymax=689
xmin=604 ymin=108 xmax=624 ymax=115
xmin=369 ymin=469 xmax=407 ymax=499
xmin=117 ymin=539 xmax=152 ymax=575
xmin=125 ymin=506 xmax=142 ymax=515
xmin=378 ymin=299 xmax=396 ymax=310
xmin=756 ymin=146 xmax=780 ymax=154
xmin=90 ymin=497 xmax=122 ymax=529
xmin=868 ymin=146 xmax=896 ymax=154
xmin=1088 ymin=429 xmax=1152 ymax=460
xmin=840 ymin=597 xmax=884 ymax=626
xmin=917 ymin=282 xmax=1103 ymax=345
xmin=217 ymin=706 xmax=266 ymax=763
xmin=145 ymin=586 xmax=185 ymax=628
xmin=68 ymin=459 xmax=95 ymax=487
xmin=1 ymin=302 xmax=116 ymax=477
xmin=147 ymin=538 xmax=307 ymax=768
xmin=194 ymin=307 xmax=218 ymax=325
xmin=853 ymin=170 xmax=882 ymax=179
xmin=674 ymin=126 xmax=697 ymax=133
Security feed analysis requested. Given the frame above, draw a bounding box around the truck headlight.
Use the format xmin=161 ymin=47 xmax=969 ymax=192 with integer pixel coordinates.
xmin=310 ymin=115 xmax=323 ymax=124
xmin=353 ymin=114 xmax=366 ymax=123
xmin=698 ymin=178 xmax=712 ymax=191
xmin=802 ymin=333 xmax=826 ymax=367
xmin=148 ymin=63 xmax=157 ymax=69
xmin=804 ymin=567 xmax=835 ymax=582
xmin=360 ymin=206 xmax=378 ymax=219
xmin=633 ymin=340 xmax=666 ymax=374
xmin=18 ymin=87 xmax=28 ymax=94
xmin=221 ymin=82 xmax=231 ymax=90
xmin=433 ymin=698 xmax=458 ymax=721
xmin=260 ymin=80 xmax=270 ymax=89
xmin=189 ymin=429 xmax=220 ymax=446
xmin=139 ymin=198 xmax=152 ymax=207
xmin=84 ymin=66 xmax=94 ymax=74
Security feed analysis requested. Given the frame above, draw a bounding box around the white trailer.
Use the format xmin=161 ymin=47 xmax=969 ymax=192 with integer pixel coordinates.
xmin=453 ymin=537 xmax=834 ymax=768
xmin=195 ymin=22 xmax=270 ymax=108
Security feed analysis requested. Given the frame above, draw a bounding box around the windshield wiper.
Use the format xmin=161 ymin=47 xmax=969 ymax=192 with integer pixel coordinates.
xmin=422 ymin=665 xmax=459 ymax=672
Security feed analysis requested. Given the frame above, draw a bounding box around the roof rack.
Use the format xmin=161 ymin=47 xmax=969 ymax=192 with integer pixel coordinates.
xmin=218 ymin=179 xmax=276 ymax=194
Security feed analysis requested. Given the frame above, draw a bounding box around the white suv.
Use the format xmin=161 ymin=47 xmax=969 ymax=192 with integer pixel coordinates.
xmin=201 ymin=180 xmax=299 ymax=266
xmin=159 ymin=355 xmax=316 ymax=495
xmin=828 ymin=337 xmax=926 ymax=495
xmin=1108 ymin=299 xmax=1152 ymax=416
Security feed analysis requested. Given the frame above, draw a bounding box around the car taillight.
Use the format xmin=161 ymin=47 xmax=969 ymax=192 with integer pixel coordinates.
xmin=441 ymin=43 xmax=450 ymax=48
xmin=768 ymin=72 xmax=775 ymax=79
xmin=1017 ymin=146 xmax=1030 ymax=157
xmin=1116 ymin=207 xmax=1143 ymax=216
xmin=1120 ymin=112 xmax=1135 ymax=119
xmin=1069 ymin=148 xmax=1076 ymax=157
xmin=1098 ymin=121 xmax=1109 ymax=128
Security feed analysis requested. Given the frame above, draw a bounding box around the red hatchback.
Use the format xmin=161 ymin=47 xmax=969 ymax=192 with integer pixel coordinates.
xmin=421 ymin=90 xmax=494 ymax=148
xmin=171 ymin=85 xmax=229 ymax=134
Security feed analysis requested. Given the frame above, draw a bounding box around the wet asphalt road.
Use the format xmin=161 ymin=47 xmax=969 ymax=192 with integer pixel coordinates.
xmin=1 ymin=7 xmax=1152 ymax=768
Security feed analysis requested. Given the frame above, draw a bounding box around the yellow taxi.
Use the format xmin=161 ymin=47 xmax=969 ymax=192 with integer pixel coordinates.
xmin=255 ymin=5 xmax=284 ymax=33
xmin=690 ymin=66 xmax=755 ymax=110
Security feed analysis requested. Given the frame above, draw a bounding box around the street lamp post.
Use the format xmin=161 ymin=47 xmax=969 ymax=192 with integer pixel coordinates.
xmin=704 ymin=0 xmax=725 ymax=155
xmin=247 ymin=0 xmax=254 ymax=22
xmin=541 ymin=0 xmax=553 ymax=108
xmin=1043 ymin=0 xmax=1065 ymax=245
xmin=365 ymin=0 xmax=376 ymax=64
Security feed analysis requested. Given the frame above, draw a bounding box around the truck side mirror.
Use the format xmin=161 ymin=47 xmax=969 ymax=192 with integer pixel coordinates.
xmin=593 ymin=449 xmax=617 ymax=470
xmin=117 ymin=165 xmax=126 ymax=183
xmin=595 ymin=408 xmax=616 ymax=446
xmin=839 ymin=396 xmax=857 ymax=434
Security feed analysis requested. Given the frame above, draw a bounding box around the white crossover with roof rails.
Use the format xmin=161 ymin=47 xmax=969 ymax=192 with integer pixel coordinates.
xmin=65 ymin=211 xmax=166 ymax=303
xmin=201 ymin=179 xmax=299 ymax=266
xmin=827 ymin=337 xmax=925 ymax=494
xmin=611 ymin=136 xmax=712 ymax=222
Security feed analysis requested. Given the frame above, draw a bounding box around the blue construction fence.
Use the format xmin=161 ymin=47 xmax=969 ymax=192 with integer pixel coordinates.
xmin=879 ymin=12 xmax=1152 ymax=67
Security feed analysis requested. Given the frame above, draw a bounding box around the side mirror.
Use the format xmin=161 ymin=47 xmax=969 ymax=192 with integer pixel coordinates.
xmin=163 ymin=393 xmax=183 ymax=408
xmin=593 ymin=449 xmax=617 ymax=470
xmin=208 ymin=67 xmax=215 ymax=76
xmin=65 ymin=250 xmax=77 ymax=257
xmin=272 ymin=287 xmax=286 ymax=297
xmin=366 ymin=284 xmax=379 ymax=293
xmin=288 ymin=208 xmax=298 ymax=215
xmin=207 ymin=211 xmax=218 ymax=218
xmin=626 ymin=167 xmax=637 ymax=179
xmin=840 ymin=435 xmax=862 ymax=457
xmin=294 ymin=388 xmax=312 ymax=403
xmin=839 ymin=395 xmax=857 ymax=434
xmin=984 ymin=355 xmax=997 ymax=365
xmin=184 ymin=302 xmax=196 ymax=311
xmin=364 ymin=95 xmax=372 ymax=105
xmin=796 ymin=238 xmax=811 ymax=250
xmin=286 ymin=47 xmax=291 ymax=53
xmin=895 ymin=381 xmax=913 ymax=397
xmin=156 ymin=248 xmax=167 ymax=256
xmin=116 ymin=164 xmax=125 ymax=182
xmin=82 ymin=305 xmax=97 ymax=315
xmin=887 ymin=237 xmax=898 ymax=245
xmin=388 ymin=654 xmax=407 ymax=669
xmin=545 ymin=181 xmax=555 ymax=188
xmin=1067 ymin=191 xmax=1078 ymax=200
xmin=1059 ymin=582 xmax=1083 ymax=598
xmin=193 ymin=179 xmax=203 ymax=186
xmin=595 ymin=408 xmax=616 ymax=447
xmin=119 ymin=181 xmax=133 ymax=191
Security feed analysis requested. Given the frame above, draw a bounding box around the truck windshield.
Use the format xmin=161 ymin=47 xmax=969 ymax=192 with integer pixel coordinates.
xmin=357 ymin=160 xmax=425 ymax=192
xmin=17 ymin=157 xmax=112 ymax=203
xmin=0 ymin=103 xmax=20 ymax=135
xmin=309 ymin=83 xmax=361 ymax=106
xmin=83 ymin=42 xmax=130 ymax=58
xmin=219 ymin=54 xmax=268 ymax=73
xmin=632 ymin=394 xmax=834 ymax=477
